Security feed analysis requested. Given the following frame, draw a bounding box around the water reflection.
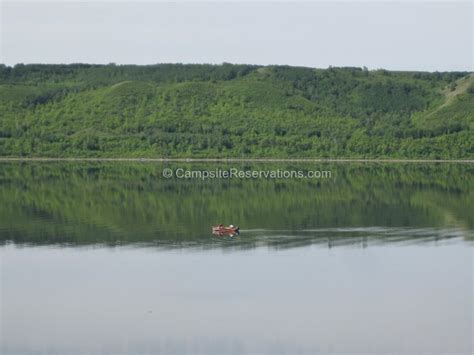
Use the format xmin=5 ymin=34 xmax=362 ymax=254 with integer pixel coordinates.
xmin=0 ymin=162 xmax=472 ymax=248
xmin=1 ymin=162 xmax=473 ymax=355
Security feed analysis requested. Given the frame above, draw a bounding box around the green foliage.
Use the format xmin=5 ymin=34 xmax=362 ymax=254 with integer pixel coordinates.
xmin=0 ymin=64 xmax=472 ymax=158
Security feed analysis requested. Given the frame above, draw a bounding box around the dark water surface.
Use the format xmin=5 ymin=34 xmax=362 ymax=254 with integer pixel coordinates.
xmin=0 ymin=162 xmax=473 ymax=354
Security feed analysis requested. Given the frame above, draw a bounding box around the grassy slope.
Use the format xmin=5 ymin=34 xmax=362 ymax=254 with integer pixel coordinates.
xmin=0 ymin=64 xmax=472 ymax=158
xmin=407 ymin=74 xmax=474 ymax=159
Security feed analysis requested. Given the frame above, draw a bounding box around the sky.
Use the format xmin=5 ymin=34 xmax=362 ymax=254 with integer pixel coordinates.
xmin=1 ymin=1 xmax=472 ymax=71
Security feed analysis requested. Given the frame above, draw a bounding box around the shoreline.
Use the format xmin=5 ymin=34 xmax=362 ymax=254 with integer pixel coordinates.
xmin=0 ymin=157 xmax=473 ymax=163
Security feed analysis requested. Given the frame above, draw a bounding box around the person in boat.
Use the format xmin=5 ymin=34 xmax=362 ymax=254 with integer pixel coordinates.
xmin=213 ymin=224 xmax=238 ymax=232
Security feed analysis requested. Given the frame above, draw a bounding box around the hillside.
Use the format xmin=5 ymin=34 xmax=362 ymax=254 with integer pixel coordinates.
xmin=0 ymin=64 xmax=472 ymax=159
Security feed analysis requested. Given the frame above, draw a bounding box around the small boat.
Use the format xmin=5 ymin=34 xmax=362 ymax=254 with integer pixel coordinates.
xmin=212 ymin=224 xmax=240 ymax=235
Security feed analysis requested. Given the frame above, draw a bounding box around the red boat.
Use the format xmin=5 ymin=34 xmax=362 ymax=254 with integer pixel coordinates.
xmin=212 ymin=224 xmax=240 ymax=236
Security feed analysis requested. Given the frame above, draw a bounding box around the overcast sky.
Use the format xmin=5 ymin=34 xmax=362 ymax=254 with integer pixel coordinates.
xmin=1 ymin=1 xmax=472 ymax=71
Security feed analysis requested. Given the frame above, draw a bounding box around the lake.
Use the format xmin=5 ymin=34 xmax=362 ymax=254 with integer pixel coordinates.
xmin=0 ymin=162 xmax=473 ymax=354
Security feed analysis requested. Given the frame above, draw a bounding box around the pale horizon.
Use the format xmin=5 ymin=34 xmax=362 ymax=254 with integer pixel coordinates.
xmin=1 ymin=1 xmax=473 ymax=72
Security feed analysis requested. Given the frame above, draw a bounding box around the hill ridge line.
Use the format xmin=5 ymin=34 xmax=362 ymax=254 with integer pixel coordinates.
xmin=1 ymin=157 xmax=472 ymax=163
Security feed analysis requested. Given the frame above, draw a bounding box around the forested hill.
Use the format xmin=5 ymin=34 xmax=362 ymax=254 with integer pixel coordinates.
xmin=0 ymin=63 xmax=473 ymax=159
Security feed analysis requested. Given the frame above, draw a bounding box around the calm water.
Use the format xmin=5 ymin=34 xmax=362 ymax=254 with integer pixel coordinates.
xmin=0 ymin=162 xmax=473 ymax=354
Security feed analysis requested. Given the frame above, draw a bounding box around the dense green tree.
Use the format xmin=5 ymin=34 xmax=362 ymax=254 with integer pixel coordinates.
xmin=0 ymin=64 xmax=472 ymax=158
